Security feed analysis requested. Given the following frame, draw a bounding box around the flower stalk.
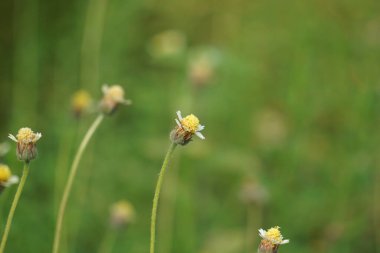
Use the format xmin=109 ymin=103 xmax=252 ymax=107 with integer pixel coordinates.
xmin=0 ymin=162 xmax=30 ymax=253
xmin=150 ymin=142 xmax=177 ymax=253
xmin=52 ymin=114 xmax=104 ymax=253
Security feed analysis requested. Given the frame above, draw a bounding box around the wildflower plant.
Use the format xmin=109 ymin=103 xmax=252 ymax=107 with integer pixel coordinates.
xmin=0 ymin=128 xmax=41 ymax=253
xmin=150 ymin=110 xmax=205 ymax=253
xmin=258 ymin=226 xmax=289 ymax=253
xmin=53 ymin=85 xmax=131 ymax=253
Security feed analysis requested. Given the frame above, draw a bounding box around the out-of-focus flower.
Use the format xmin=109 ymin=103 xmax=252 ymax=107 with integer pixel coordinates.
xmin=253 ymin=109 xmax=288 ymax=149
xmin=0 ymin=142 xmax=10 ymax=157
xmin=199 ymin=230 xmax=245 ymax=253
xmin=8 ymin=128 xmax=42 ymax=163
xmin=71 ymin=89 xmax=92 ymax=118
xmin=239 ymin=180 xmax=269 ymax=206
xmin=258 ymin=226 xmax=289 ymax=253
xmin=148 ymin=30 xmax=186 ymax=58
xmin=0 ymin=164 xmax=19 ymax=192
xmin=188 ymin=48 xmax=220 ymax=87
xmin=109 ymin=200 xmax=135 ymax=230
xmin=170 ymin=110 xmax=205 ymax=145
xmin=100 ymin=85 xmax=132 ymax=115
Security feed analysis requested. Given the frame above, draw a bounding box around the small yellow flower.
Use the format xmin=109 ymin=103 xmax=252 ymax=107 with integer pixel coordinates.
xmin=9 ymin=127 xmax=42 ymax=162
xmin=10 ymin=128 xmax=42 ymax=144
xmin=110 ymin=200 xmax=135 ymax=229
xmin=0 ymin=164 xmax=19 ymax=188
xmin=171 ymin=111 xmax=205 ymax=145
xmin=71 ymin=90 xmax=92 ymax=117
xmin=259 ymin=226 xmax=289 ymax=245
xmin=149 ymin=30 xmax=186 ymax=58
xmin=100 ymin=84 xmax=132 ymax=114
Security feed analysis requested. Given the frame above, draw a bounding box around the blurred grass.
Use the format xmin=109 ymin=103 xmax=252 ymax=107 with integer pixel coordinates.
xmin=1 ymin=0 xmax=380 ymax=252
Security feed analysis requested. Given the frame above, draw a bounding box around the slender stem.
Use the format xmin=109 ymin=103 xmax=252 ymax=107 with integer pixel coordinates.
xmin=0 ymin=162 xmax=30 ymax=253
xmin=246 ymin=204 xmax=262 ymax=253
xmin=52 ymin=114 xmax=104 ymax=253
xmin=150 ymin=142 xmax=177 ymax=253
xmin=98 ymin=227 xmax=117 ymax=253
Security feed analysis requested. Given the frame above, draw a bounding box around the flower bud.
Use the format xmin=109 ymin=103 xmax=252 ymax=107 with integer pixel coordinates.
xmin=100 ymin=85 xmax=131 ymax=115
xmin=8 ymin=127 xmax=42 ymax=163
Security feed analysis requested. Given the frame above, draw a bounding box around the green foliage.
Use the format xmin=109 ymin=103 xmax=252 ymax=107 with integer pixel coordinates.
xmin=0 ymin=0 xmax=379 ymax=252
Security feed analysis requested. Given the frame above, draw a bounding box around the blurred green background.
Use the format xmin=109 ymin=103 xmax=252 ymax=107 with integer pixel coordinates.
xmin=0 ymin=0 xmax=380 ymax=252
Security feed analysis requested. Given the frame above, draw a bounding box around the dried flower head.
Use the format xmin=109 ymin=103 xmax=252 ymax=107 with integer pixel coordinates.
xmin=109 ymin=200 xmax=135 ymax=230
xmin=0 ymin=164 xmax=19 ymax=192
xmin=100 ymin=85 xmax=132 ymax=114
xmin=170 ymin=111 xmax=205 ymax=145
xmin=8 ymin=127 xmax=42 ymax=162
xmin=258 ymin=226 xmax=289 ymax=253
xmin=71 ymin=89 xmax=92 ymax=118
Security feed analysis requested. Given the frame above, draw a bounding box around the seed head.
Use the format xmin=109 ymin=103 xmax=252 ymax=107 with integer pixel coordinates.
xmin=8 ymin=127 xmax=42 ymax=162
xmin=170 ymin=111 xmax=205 ymax=145
xmin=100 ymin=85 xmax=131 ymax=115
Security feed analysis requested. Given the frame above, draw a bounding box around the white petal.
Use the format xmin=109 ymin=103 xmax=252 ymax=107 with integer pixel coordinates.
xmin=3 ymin=176 xmax=19 ymax=187
xmin=8 ymin=134 xmax=18 ymax=143
xmin=102 ymin=84 xmax=109 ymax=94
xmin=281 ymin=239 xmax=290 ymax=244
xmin=35 ymin=133 xmax=42 ymax=141
xmin=176 ymin=111 xmax=183 ymax=120
xmin=258 ymin=229 xmax=266 ymax=238
xmin=195 ymin=131 xmax=205 ymax=140
xmin=121 ymin=99 xmax=132 ymax=105
xmin=175 ymin=119 xmax=181 ymax=127
xmin=197 ymin=125 xmax=205 ymax=131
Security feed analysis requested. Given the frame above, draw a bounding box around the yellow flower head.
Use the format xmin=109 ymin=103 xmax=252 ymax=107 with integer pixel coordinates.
xmin=171 ymin=111 xmax=205 ymax=145
xmin=103 ymin=85 xmax=125 ymax=103
xmin=181 ymin=114 xmax=200 ymax=134
xmin=100 ymin=85 xmax=131 ymax=114
xmin=259 ymin=226 xmax=289 ymax=245
xmin=71 ymin=90 xmax=92 ymax=114
xmin=9 ymin=128 xmax=42 ymax=144
xmin=0 ymin=164 xmax=18 ymax=188
xmin=0 ymin=164 xmax=11 ymax=183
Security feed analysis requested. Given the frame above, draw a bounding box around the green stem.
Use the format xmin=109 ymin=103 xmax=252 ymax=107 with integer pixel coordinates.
xmin=150 ymin=142 xmax=177 ymax=253
xmin=52 ymin=114 xmax=104 ymax=253
xmin=0 ymin=162 xmax=30 ymax=253
xmin=98 ymin=227 xmax=117 ymax=253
